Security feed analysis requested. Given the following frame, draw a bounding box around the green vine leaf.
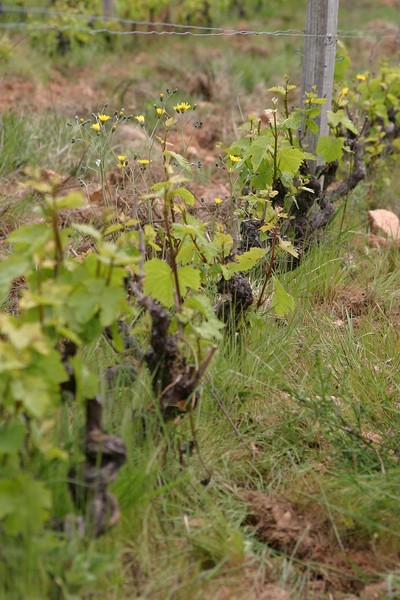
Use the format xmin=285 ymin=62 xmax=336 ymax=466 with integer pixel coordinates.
xmin=0 ymin=475 xmax=52 ymax=535
xmin=143 ymin=258 xmax=174 ymax=307
xmin=70 ymin=355 xmax=98 ymax=401
xmin=72 ymin=223 xmax=102 ymax=240
xmin=99 ymin=286 xmax=127 ymax=327
xmin=278 ymin=238 xmax=299 ymax=258
xmin=177 ymin=265 xmax=201 ymax=292
xmin=53 ymin=191 xmax=85 ymax=210
xmin=0 ymin=317 xmax=49 ymax=353
xmin=164 ymin=151 xmax=192 ymax=173
xmin=184 ymin=294 xmax=225 ymax=340
xmin=172 ymin=187 xmax=195 ymax=206
xmin=316 ymin=135 xmax=345 ymax=162
xmin=271 ymin=277 xmax=294 ymax=318
xmin=277 ymin=147 xmax=307 ymax=174
xmin=7 ymin=222 xmax=53 ymax=253
xmin=225 ymin=248 xmax=267 ymax=277
xmin=268 ymin=85 xmax=287 ymax=96
xmin=5 ymin=347 xmax=67 ymax=419
xmin=0 ymin=255 xmax=31 ymax=304
xmin=0 ymin=418 xmax=25 ymax=455
xmin=327 ymin=110 xmax=358 ymax=135
xmin=67 ymin=284 xmax=100 ymax=325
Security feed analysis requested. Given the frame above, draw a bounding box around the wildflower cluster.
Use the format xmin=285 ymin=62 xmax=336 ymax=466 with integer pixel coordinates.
xmin=173 ymin=101 xmax=192 ymax=114
xmin=117 ymin=155 xmax=128 ymax=169
xmin=76 ymin=106 xmax=133 ymax=137
xmin=90 ymin=112 xmax=113 ymax=133
xmin=137 ymin=158 xmax=151 ymax=170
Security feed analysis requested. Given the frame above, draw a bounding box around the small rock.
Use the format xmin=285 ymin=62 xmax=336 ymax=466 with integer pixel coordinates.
xmin=368 ymin=209 xmax=400 ymax=240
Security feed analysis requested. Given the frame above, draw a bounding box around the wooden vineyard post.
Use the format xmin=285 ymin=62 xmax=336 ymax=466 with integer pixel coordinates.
xmin=301 ymin=0 xmax=339 ymax=165
xmin=102 ymin=0 xmax=114 ymax=18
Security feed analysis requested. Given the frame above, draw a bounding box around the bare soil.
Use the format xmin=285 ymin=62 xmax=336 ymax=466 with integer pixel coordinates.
xmin=0 ymin=71 xmax=102 ymax=115
xmin=243 ymin=492 xmax=396 ymax=599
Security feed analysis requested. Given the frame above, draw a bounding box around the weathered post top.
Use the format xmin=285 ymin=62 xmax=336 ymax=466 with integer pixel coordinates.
xmin=102 ymin=0 xmax=114 ymax=18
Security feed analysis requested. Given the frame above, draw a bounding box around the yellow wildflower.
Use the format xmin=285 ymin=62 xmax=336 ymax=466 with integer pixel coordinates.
xmin=135 ymin=115 xmax=145 ymax=125
xmin=98 ymin=114 xmax=111 ymax=122
xmin=155 ymin=107 xmax=165 ymax=116
xmin=117 ymin=155 xmax=128 ymax=168
xmin=341 ymin=87 xmax=349 ymax=96
xmin=91 ymin=123 xmax=101 ymax=132
xmin=229 ymin=155 xmax=241 ymax=163
xmin=137 ymin=159 xmax=151 ymax=166
xmin=214 ymin=197 xmax=223 ymax=205
xmin=173 ymin=101 xmax=192 ymax=113
xmin=356 ymin=74 xmax=367 ymax=81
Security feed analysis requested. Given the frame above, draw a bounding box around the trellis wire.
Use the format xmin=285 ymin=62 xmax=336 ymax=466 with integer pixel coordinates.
xmin=0 ymin=22 xmax=397 ymax=40
xmin=0 ymin=5 xmax=398 ymax=40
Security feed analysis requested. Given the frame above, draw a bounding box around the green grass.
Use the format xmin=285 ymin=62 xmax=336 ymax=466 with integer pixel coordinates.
xmin=0 ymin=113 xmax=79 ymax=178
xmin=14 ymin=192 xmax=395 ymax=600
xmin=2 ymin=189 xmax=400 ymax=599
